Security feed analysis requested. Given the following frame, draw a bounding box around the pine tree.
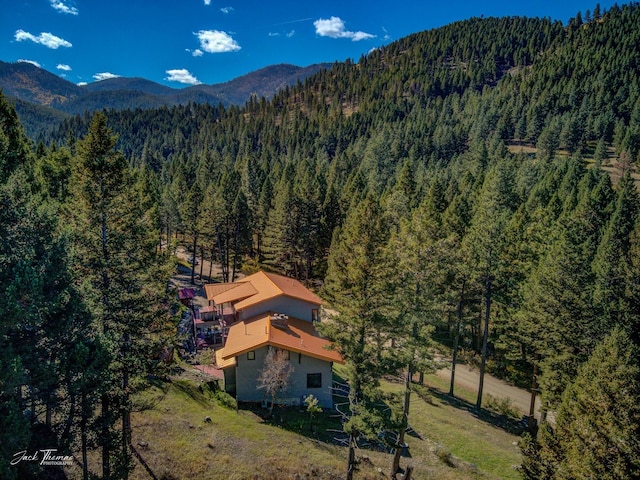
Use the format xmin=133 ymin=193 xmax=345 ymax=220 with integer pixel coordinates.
xmin=321 ymin=196 xmax=390 ymax=480
xmin=461 ymin=163 xmax=511 ymax=409
xmin=67 ymin=112 xmax=174 ymax=479
xmin=180 ymin=181 xmax=204 ymax=284
xmin=592 ymin=172 xmax=640 ymax=333
xmin=0 ymin=178 xmax=37 ymax=479
xmin=0 ymin=91 xmax=30 ymax=181
xmin=524 ymin=328 xmax=640 ymax=479
xmin=262 ymin=171 xmax=302 ymax=277
xmin=384 ymin=200 xmax=453 ymax=477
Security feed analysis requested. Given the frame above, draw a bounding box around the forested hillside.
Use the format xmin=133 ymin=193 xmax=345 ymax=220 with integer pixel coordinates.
xmin=1 ymin=60 xmax=332 ymax=138
xmin=3 ymin=3 xmax=640 ymax=478
xmin=45 ymin=0 xmax=640 ymax=398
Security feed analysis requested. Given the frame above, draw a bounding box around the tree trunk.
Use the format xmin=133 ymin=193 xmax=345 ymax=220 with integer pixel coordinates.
xmin=190 ymin=232 xmax=198 ymax=284
xmin=256 ymin=231 xmax=262 ymax=261
xmin=199 ymin=245 xmax=204 ymax=280
xmin=100 ymin=184 xmax=111 ymax=480
xmin=61 ymin=382 xmax=75 ymax=446
xmin=528 ymin=352 xmax=539 ymax=433
xmin=346 ymin=432 xmax=357 ymax=480
xmin=449 ymin=280 xmax=465 ymax=397
xmin=208 ymin=241 xmax=215 ymax=280
xmin=102 ymin=394 xmax=110 ymax=479
xmin=216 ymin=229 xmax=228 ymax=283
xmin=476 ymin=275 xmax=491 ymax=411
xmin=225 ymin=223 xmax=231 ymax=282
xmin=391 ymin=362 xmax=413 ymax=478
xmin=45 ymin=398 xmax=52 ymax=429
xmin=81 ymin=391 xmax=89 ymax=480
xmin=122 ymin=332 xmax=131 ymax=479
xmin=231 ymin=219 xmax=240 ymax=282
xmin=476 ymin=302 xmax=482 ymax=353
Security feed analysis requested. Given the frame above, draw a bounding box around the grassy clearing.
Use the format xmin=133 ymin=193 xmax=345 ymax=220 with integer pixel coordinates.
xmin=64 ymin=366 xmax=523 ymax=479
xmin=376 ymin=377 xmax=522 ymax=480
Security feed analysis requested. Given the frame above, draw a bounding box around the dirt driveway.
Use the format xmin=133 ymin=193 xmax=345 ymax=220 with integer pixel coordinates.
xmin=435 ymin=362 xmax=542 ymax=419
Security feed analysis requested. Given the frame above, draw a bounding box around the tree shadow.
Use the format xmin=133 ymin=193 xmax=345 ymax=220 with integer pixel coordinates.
xmin=239 ymin=401 xmax=345 ymax=449
xmin=427 ymin=387 xmax=529 ymax=435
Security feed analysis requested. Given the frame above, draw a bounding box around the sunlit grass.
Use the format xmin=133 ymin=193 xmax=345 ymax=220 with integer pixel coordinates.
xmin=65 ymin=366 xmax=523 ymax=479
xmin=380 ymin=377 xmax=522 ymax=480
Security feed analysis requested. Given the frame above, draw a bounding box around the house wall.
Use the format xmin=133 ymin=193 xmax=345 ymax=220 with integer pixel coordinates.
xmin=234 ymin=346 xmax=334 ymax=408
xmin=223 ymin=368 xmax=236 ymax=395
xmin=239 ymin=296 xmax=318 ymax=322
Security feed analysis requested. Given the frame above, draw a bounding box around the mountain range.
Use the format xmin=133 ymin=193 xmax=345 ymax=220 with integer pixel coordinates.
xmin=0 ymin=60 xmax=331 ymax=138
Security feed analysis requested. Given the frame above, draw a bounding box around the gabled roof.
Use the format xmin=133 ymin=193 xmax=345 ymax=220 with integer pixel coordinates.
xmin=205 ymin=271 xmax=322 ymax=310
xmin=216 ymin=313 xmax=343 ymax=368
xmin=215 ymin=349 xmax=237 ymax=369
xmin=208 ymin=281 xmax=258 ymax=305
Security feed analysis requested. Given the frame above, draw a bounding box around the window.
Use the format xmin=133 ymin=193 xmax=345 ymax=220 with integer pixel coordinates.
xmin=307 ymin=373 xmax=322 ymax=388
xmin=312 ymin=309 xmax=319 ymax=322
xmin=247 ymin=351 xmax=255 ymax=360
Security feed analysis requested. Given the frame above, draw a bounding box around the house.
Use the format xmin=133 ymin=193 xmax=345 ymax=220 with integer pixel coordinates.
xmin=206 ymin=271 xmax=343 ymax=408
xmin=204 ymin=270 xmax=323 ymax=322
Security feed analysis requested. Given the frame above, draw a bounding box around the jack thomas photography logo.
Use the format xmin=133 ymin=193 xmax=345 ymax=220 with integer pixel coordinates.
xmin=11 ymin=449 xmax=74 ymax=467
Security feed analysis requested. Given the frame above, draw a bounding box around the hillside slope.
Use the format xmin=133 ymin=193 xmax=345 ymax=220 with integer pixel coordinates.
xmin=0 ymin=60 xmax=330 ymax=119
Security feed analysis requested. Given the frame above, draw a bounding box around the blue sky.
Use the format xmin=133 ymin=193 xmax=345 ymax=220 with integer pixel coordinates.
xmin=2 ymin=0 xmax=618 ymax=88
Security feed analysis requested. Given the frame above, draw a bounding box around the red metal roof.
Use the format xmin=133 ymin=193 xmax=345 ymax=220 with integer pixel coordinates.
xmin=204 ymin=271 xmax=321 ymax=311
xmin=217 ymin=312 xmax=343 ymax=367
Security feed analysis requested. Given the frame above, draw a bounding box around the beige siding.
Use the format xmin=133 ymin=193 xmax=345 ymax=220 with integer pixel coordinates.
xmin=239 ymin=297 xmax=317 ymax=322
xmin=234 ymin=346 xmax=334 ymax=408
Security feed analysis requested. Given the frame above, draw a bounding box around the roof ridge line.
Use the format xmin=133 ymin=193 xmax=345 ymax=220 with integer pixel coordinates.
xmin=261 ymin=271 xmax=283 ymax=295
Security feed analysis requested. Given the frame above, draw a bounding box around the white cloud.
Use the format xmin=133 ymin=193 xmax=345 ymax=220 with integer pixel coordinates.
xmin=77 ymin=81 xmax=87 ymax=86
xmin=313 ymin=16 xmax=375 ymax=41
xmin=203 ymin=0 xmax=211 ymax=4
xmin=17 ymin=59 xmax=41 ymax=68
xmin=220 ymin=7 xmax=234 ymax=14
xmin=269 ymin=30 xmax=295 ymax=38
xmin=15 ymin=29 xmax=72 ymax=49
xmin=93 ymin=72 xmax=120 ymax=81
xmin=50 ymin=0 xmax=78 ymax=15
xmin=192 ymin=49 xmax=203 ymax=57
xmin=195 ymin=30 xmax=241 ymax=53
xmin=57 ymin=63 xmax=72 ymax=71
xmin=165 ymin=69 xmax=201 ymax=85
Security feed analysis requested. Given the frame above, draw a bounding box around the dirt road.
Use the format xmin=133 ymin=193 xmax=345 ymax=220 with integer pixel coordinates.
xmin=436 ymin=362 xmax=541 ymax=419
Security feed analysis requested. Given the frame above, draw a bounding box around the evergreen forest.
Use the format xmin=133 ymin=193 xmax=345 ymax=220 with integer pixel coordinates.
xmin=3 ymin=3 xmax=640 ymax=478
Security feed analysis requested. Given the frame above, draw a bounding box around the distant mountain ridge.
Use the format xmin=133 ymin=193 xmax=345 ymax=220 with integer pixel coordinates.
xmin=0 ymin=60 xmax=331 ymax=137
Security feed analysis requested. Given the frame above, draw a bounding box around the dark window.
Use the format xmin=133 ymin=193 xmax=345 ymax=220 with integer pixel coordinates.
xmin=307 ymin=373 xmax=322 ymax=388
xmin=247 ymin=351 xmax=255 ymax=360
xmin=312 ymin=309 xmax=319 ymax=322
